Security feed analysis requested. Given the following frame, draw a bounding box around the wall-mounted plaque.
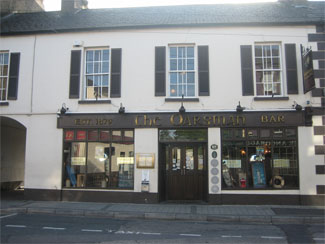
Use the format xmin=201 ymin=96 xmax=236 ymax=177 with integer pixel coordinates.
xmin=136 ymin=153 xmax=155 ymax=168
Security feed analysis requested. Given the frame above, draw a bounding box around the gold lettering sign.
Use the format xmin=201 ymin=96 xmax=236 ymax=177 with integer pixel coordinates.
xmin=261 ymin=115 xmax=285 ymax=123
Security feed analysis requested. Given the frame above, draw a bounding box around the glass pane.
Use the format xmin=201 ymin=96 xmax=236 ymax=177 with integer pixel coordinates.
xmin=271 ymin=45 xmax=279 ymax=56
xmin=170 ymin=59 xmax=177 ymax=70
xmin=198 ymin=146 xmax=204 ymax=170
xmin=102 ymin=87 xmax=108 ymax=98
xmin=4 ymin=53 xmax=9 ymax=64
xmin=187 ymin=47 xmax=194 ymax=58
xmin=3 ymin=65 xmax=8 ymax=76
xmin=286 ymin=128 xmax=296 ymax=138
xmin=170 ymin=73 xmax=177 ymax=84
xmin=222 ymin=129 xmax=232 ymax=139
xmin=272 ymin=58 xmax=280 ymax=69
xmin=65 ymin=130 xmax=74 ymax=141
xmin=273 ymin=129 xmax=283 ymax=138
xmin=187 ymin=59 xmax=194 ymax=70
xmin=256 ymin=83 xmax=264 ymax=96
xmin=112 ymin=130 xmax=122 ymax=141
xmin=172 ymin=147 xmax=181 ymax=170
xmin=111 ymin=142 xmax=134 ymax=188
xmin=255 ymin=46 xmax=262 ymax=57
xmin=102 ymin=75 xmax=109 ymax=86
xmin=100 ymin=130 xmax=110 ymax=141
xmin=2 ymin=78 xmax=7 ymax=88
xmin=273 ymin=83 xmax=281 ymax=95
xmin=265 ymin=58 xmax=272 ymax=69
xmin=64 ymin=142 xmax=86 ymax=188
xmin=170 ymin=47 xmax=177 ymax=58
xmin=159 ymin=129 xmax=207 ymax=142
xmin=76 ymin=130 xmax=86 ymax=140
xmin=170 ymin=85 xmax=177 ymax=96
xmin=94 ymin=50 xmax=101 ymax=61
xmin=86 ymin=63 xmax=93 ymax=74
xmin=255 ymin=58 xmax=263 ymax=69
xmin=87 ymin=76 xmax=93 ymax=86
xmin=187 ymin=84 xmax=195 ymax=96
xmin=185 ymin=147 xmax=194 ymax=170
xmin=94 ymin=62 xmax=100 ymax=73
xmin=102 ymin=61 xmax=109 ymax=73
xmin=261 ymin=129 xmax=271 ymax=138
xmin=94 ymin=76 xmax=100 ymax=86
xmin=263 ymin=45 xmax=271 ymax=57
xmin=86 ymin=51 xmax=93 ymax=61
xmin=273 ymin=71 xmax=280 ymax=82
xmin=234 ymin=129 xmax=245 ymax=139
xmin=178 ymin=47 xmax=185 ymax=58
xmin=256 ymin=71 xmax=263 ymax=83
xmin=178 ymin=59 xmax=184 ymax=70
xmin=86 ymin=142 xmax=110 ymax=188
xmin=88 ymin=130 xmax=98 ymax=140
xmin=247 ymin=129 xmax=258 ymax=138
xmin=124 ymin=131 xmax=134 ymax=141
xmin=187 ymin=72 xmax=194 ymax=84
xmin=103 ymin=49 xmax=109 ymax=61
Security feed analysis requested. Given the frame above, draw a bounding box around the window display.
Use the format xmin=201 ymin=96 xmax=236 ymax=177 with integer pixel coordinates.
xmin=221 ymin=127 xmax=299 ymax=190
xmin=63 ymin=129 xmax=134 ymax=189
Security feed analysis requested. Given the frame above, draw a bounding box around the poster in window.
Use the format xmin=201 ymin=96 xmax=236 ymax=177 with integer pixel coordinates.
xmin=251 ymin=162 xmax=266 ymax=188
xmin=76 ymin=130 xmax=86 ymax=140
xmin=71 ymin=143 xmax=86 ymax=165
xmin=65 ymin=130 xmax=74 ymax=141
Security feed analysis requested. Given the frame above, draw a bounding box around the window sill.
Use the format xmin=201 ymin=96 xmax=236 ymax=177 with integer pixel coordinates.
xmin=165 ymin=98 xmax=199 ymax=102
xmin=78 ymin=100 xmax=111 ymax=104
xmin=0 ymin=102 xmax=9 ymax=106
xmin=254 ymin=97 xmax=289 ymax=101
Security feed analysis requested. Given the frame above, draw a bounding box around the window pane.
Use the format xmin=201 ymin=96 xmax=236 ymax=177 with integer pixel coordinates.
xmin=111 ymin=142 xmax=134 ymax=189
xmin=178 ymin=47 xmax=185 ymax=58
xmin=170 ymin=73 xmax=177 ymax=84
xmin=100 ymin=130 xmax=110 ymax=141
xmin=94 ymin=50 xmax=101 ymax=61
xmin=187 ymin=47 xmax=194 ymax=58
xmin=187 ymin=59 xmax=194 ymax=70
xmin=86 ymin=51 xmax=93 ymax=61
xmin=86 ymin=142 xmax=110 ymax=188
xmin=255 ymin=46 xmax=262 ymax=57
xmin=102 ymin=87 xmax=108 ymax=98
xmin=94 ymin=76 xmax=100 ymax=86
xmin=112 ymin=130 xmax=122 ymax=141
xmin=102 ymin=75 xmax=109 ymax=86
xmin=256 ymin=71 xmax=263 ymax=83
xmin=178 ymin=59 xmax=184 ymax=70
xmin=187 ymin=84 xmax=195 ymax=96
xmin=187 ymin=72 xmax=194 ymax=84
xmin=185 ymin=147 xmax=194 ymax=170
xmin=255 ymin=58 xmax=263 ymax=69
xmin=64 ymin=142 xmax=86 ymax=188
xmin=88 ymin=130 xmax=98 ymax=140
xmin=102 ymin=61 xmax=109 ymax=73
xmin=159 ymin=129 xmax=207 ymax=142
xmin=86 ymin=63 xmax=93 ymax=74
xmin=94 ymin=62 xmax=100 ymax=73
xmin=3 ymin=65 xmax=8 ymax=76
xmin=271 ymin=45 xmax=279 ymax=56
xmin=124 ymin=130 xmax=134 ymax=141
xmin=170 ymin=85 xmax=177 ymax=96
xmin=263 ymin=45 xmax=271 ymax=57
xmin=103 ymin=50 xmax=109 ymax=61
xmin=170 ymin=59 xmax=177 ymax=70
xmin=261 ymin=129 xmax=271 ymax=138
xmin=272 ymin=57 xmax=280 ymax=69
xmin=87 ymin=76 xmax=93 ymax=86
xmin=247 ymin=129 xmax=258 ymax=138
xmin=170 ymin=47 xmax=177 ymax=58
xmin=286 ymin=128 xmax=296 ymax=138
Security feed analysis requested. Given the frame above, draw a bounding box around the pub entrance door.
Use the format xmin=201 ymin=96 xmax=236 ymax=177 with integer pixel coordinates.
xmin=160 ymin=143 xmax=207 ymax=201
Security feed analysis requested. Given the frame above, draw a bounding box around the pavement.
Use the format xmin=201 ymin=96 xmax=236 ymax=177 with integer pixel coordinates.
xmin=1 ymin=193 xmax=324 ymax=224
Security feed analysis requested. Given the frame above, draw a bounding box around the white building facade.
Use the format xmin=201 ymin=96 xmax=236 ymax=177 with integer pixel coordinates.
xmin=1 ymin=1 xmax=324 ymax=205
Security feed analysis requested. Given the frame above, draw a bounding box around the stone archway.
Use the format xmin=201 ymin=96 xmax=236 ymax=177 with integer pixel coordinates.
xmin=0 ymin=116 xmax=26 ymax=195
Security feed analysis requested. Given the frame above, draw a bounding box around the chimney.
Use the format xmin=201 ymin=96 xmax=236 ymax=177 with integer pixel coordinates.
xmin=61 ymin=0 xmax=88 ymax=13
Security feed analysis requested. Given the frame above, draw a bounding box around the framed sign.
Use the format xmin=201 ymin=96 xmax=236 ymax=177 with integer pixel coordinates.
xmin=301 ymin=45 xmax=315 ymax=94
xmin=136 ymin=153 xmax=155 ymax=168
xmin=251 ymin=162 xmax=266 ymax=188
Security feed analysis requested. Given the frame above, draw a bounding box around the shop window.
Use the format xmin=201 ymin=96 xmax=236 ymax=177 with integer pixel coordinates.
xmin=159 ymin=129 xmax=207 ymax=142
xmin=221 ymin=128 xmax=299 ymax=190
xmin=63 ymin=129 xmax=134 ymax=189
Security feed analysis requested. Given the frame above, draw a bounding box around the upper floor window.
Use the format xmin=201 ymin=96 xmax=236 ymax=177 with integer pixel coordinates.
xmin=85 ymin=49 xmax=110 ymax=100
xmin=254 ymin=44 xmax=283 ymax=96
xmin=0 ymin=52 xmax=9 ymax=101
xmin=169 ymin=45 xmax=195 ymax=97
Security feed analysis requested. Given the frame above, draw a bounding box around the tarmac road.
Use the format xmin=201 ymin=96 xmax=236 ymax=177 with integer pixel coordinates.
xmin=1 ymin=213 xmax=325 ymax=244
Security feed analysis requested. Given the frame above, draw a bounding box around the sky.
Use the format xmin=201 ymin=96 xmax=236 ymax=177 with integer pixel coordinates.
xmin=43 ymin=0 xmax=323 ymax=11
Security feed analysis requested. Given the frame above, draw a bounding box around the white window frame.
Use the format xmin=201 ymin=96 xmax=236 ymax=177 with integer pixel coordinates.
xmin=253 ymin=43 xmax=284 ymax=97
xmin=0 ymin=51 xmax=10 ymax=101
xmin=83 ymin=47 xmax=110 ymax=100
xmin=168 ymin=44 xmax=197 ymax=98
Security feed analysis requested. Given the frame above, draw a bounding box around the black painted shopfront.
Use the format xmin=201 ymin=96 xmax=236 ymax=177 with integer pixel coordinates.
xmin=56 ymin=110 xmax=308 ymax=204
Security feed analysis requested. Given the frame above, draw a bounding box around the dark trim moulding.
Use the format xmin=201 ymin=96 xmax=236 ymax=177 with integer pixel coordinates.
xmin=316 ymin=165 xmax=325 ymax=175
xmin=316 ymin=185 xmax=325 ymax=195
xmin=0 ymin=102 xmax=9 ymax=106
xmin=314 ymin=126 xmax=325 ymax=136
xmin=78 ymin=100 xmax=111 ymax=104
xmin=165 ymin=98 xmax=200 ymax=102
xmin=254 ymin=97 xmax=289 ymax=101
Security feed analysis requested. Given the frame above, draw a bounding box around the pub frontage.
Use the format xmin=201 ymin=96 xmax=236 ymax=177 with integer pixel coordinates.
xmin=57 ymin=109 xmax=309 ymax=204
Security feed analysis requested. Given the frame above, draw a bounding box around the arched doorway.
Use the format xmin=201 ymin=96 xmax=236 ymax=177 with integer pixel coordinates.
xmin=0 ymin=116 xmax=26 ymax=199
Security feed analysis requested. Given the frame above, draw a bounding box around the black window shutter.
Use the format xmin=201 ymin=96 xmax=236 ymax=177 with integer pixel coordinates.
xmin=285 ymin=44 xmax=298 ymax=94
xmin=7 ymin=53 xmax=20 ymax=100
xmin=110 ymin=48 xmax=122 ymax=98
xmin=69 ymin=50 xmax=81 ymax=99
xmin=155 ymin=46 xmax=166 ymax=96
xmin=240 ymin=45 xmax=254 ymax=96
xmin=198 ymin=46 xmax=210 ymax=96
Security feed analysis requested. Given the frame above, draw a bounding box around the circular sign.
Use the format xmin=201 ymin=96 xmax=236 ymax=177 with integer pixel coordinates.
xmin=211 ymin=159 xmax=218 ymax=167
xmin=211 ymin=151 xmax=217 ymax=158
xmin=210 ymin=168 xmax=219 ymax=175
xmin=211 ymin=176 xmax=219 ymax=184
xmin=210 ymin=144 xmax=218 ymax=150
xmin=211 ymin=185 xmax=219 ymax=193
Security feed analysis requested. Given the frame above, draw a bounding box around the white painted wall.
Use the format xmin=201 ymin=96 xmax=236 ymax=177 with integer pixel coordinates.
xmin=134 ymin=128 xmax=158 ymax=193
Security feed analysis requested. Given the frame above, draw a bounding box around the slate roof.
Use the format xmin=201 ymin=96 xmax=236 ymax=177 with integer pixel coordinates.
xmin=1 ymin=1 xmax=324 ymax=35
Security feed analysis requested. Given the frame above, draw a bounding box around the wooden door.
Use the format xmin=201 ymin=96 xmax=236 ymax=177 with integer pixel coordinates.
xmin=164 ymin=143 xmax=207 ymax=201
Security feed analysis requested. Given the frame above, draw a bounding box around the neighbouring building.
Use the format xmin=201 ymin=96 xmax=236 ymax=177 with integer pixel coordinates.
xmin=0 ymin=0 xmax=324 ymax=205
